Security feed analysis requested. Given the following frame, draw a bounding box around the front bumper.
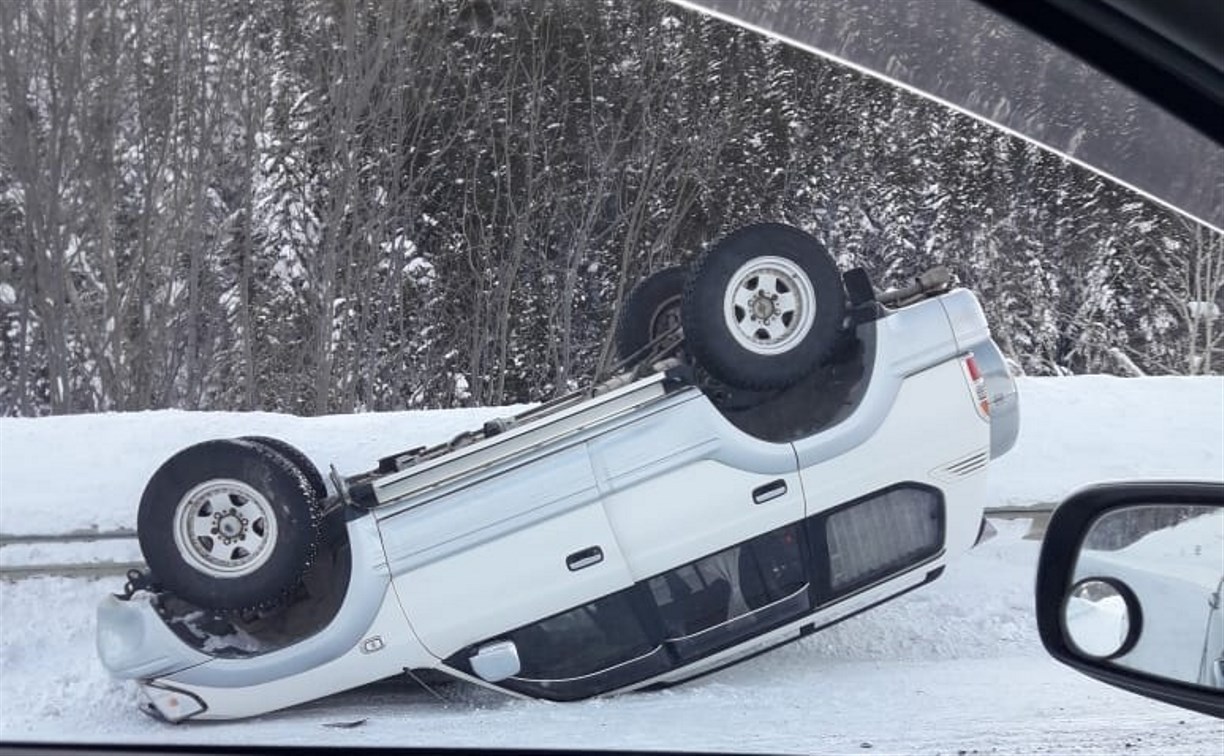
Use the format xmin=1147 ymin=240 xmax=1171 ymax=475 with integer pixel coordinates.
xmin=137 ymin=681 xmax=208 ymax=723
xmin=96 ymin=593 xmax=211 ymax=681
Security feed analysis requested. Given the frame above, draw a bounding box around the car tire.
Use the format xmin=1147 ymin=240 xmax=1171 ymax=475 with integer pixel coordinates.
xmin=682 ymin=223 xmax=845 ymax=390
xmin=137 ymin=439 xmax=322 ymax=613
xmin=240 ymin=436 xmax=328 ymax=500
xmin=615 ymin=265 xmax=687 ymax=361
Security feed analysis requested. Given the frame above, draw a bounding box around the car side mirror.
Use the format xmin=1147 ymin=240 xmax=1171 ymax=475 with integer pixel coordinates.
xmin=469 ymin=640 xmax=521 ymax=683
xmin=1036 ymin=482 xmax=1223 ymax=718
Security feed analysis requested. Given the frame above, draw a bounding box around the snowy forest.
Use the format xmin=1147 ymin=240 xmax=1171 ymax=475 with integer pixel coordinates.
xmin=1 ymin=0 xmax=1221 ymax=417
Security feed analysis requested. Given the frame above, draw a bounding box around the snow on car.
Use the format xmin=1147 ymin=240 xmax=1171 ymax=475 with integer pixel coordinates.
xmin=95 ymin=223 xmax=1020 ymax=721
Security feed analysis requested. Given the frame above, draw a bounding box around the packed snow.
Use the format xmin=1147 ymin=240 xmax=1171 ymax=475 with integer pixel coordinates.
xmin=1 ymin=375 xmax=1222 ymax=753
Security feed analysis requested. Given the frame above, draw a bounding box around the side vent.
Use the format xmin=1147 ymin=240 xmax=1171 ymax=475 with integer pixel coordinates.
xmin=932 ymin=450 xmax=989 ymax=482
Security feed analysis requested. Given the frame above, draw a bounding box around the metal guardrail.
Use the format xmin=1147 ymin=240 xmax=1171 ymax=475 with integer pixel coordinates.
xmin=0 ymin=528 xmax=143 ymax=580
xmin=0 ymin=561 xmax=146 ymax=580
xmin=0 ymin=528 xmax=137 ymax=546
xmin=0 ymin=507 xmax=1056 ymax=582
xmin=981 ymin=506 xmax=1057 ymax=518
xmin=985 ymin=506 xmax=1054 ymax=541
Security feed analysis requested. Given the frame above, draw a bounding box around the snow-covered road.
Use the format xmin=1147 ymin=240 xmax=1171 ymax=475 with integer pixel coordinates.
xmin=1 ymin=376 xmax=1222 ymax=753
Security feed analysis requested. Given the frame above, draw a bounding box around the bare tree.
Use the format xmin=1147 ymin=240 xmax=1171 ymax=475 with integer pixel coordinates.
xmin=1141 ymin=222 xmax=1224 ymax=375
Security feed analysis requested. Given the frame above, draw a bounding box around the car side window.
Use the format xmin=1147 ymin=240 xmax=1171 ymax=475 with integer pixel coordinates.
xmin=509 ymin=589 xmax=655 ymax=681
xmin=649 ymin=523 xmax=807 ymax=639
xmin=809 ymin=485 xmax=945 ymax=601
xmin=449 ymin=487 xmax=943 ymax=701
xmin=461 ymin=586 xmax=672 ymax=701
xmin=647 ymin=523 xmax=810 ymax=661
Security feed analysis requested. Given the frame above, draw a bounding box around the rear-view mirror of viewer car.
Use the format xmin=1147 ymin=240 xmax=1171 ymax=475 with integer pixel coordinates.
xmin=1036 ymin=481 xmax=1224 ymax=718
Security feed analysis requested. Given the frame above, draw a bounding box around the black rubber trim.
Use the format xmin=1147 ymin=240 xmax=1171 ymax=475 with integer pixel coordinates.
xmin=662 ymin=363 xmax=696 ymax=392
xmin=1036 ymin=481 xmax=1224 ymax=718
xmin=975 ymin=0 xmax=1224 ymax=145
xmin=644 ymin=565 xmax=946 ymax=691
xmin=348 ymin=481 xmax=378 ymax=509
xmin=377 ymin=446 xmax=426 ymax=474
xmin=842 ymin=267 xmax=876 ymax=307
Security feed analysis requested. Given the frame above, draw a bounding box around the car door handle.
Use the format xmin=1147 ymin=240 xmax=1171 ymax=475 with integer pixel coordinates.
xmin=566 ymin=546 xmax=604 ymax=571
xmin=753 ymin=479 xmax=788 ymax=504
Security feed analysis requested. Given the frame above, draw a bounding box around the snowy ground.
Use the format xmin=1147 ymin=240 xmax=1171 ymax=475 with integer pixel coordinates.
xmin=1 ymin=375 xmax=1222 ymax=753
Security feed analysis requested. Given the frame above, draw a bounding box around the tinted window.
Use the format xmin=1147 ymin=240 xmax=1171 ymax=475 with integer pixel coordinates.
xmin=815 ymin=485 xmax=944 ymax=598
xmin=649 ymin=523 xmax=807 ymax=640
xmin=507 ymin=588 xmax=654 ymax=681
xmin=455 ymin=586 xmax=671 ymax=702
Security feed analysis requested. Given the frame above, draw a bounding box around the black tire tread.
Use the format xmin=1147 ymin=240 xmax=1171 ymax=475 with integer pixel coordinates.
xmin=137 ymin=439 xmax=323 ymax=614
xmin=615 ymin=265 xmax=687 ymax=361
xmin=681 ymin=223 xmax=845 ymax=391
xmin=241 ymin=435 xmax=328 ymax=500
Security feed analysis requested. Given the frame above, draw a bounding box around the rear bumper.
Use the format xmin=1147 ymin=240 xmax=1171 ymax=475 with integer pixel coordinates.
xmin=972 ymin=340 xmax=1020 ymax=459
xmin=935 ymin=290 xmax=1019 ymax=460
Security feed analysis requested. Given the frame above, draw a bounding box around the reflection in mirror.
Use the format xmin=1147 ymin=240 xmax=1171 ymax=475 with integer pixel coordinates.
xmin=1064 ymin=579 xmax=1133 ymax=659
xmin=1073 ymin=505 xmax=1224 ymax=690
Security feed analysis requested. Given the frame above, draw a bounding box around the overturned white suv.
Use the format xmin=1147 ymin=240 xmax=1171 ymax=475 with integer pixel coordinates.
xmin=96 ymin=223 xmax=1019 ymax=722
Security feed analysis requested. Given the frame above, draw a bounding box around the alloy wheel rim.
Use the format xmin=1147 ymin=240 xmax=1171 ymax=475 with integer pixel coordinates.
xmin=172 ymin=479 xmax=278 ymax=578
xmin=722 ymin=255 xmax=817 ymax=355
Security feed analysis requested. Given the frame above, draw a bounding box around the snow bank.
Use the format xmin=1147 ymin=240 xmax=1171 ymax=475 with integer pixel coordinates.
xmin=988 ymin=375 xmax=1223 ymax=508
xmin=0 ymin=405 xmax=521 ymax=536
xmin=1 ymin=376 xmax=1220 ymax=536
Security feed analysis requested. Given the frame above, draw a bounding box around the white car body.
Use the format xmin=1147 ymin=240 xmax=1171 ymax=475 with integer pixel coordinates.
xmin=97 ymin=286 xmax=1019 ymax=722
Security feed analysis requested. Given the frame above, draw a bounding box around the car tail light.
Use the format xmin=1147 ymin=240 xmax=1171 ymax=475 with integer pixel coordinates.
xmin=962 ymin=354 xmax=990 ymax=419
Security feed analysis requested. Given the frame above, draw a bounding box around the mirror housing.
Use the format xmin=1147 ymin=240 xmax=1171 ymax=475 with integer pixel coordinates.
xmin=469 ymin=640 xmax=521 ymax=683
xmin=1036 ymin=482 xmax=1223 ymax=718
